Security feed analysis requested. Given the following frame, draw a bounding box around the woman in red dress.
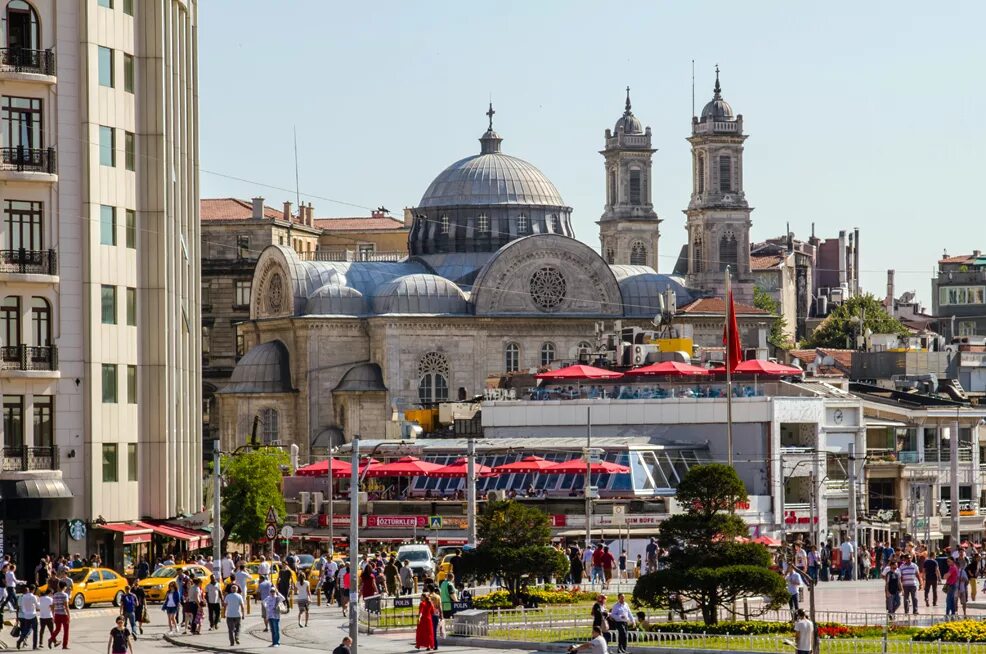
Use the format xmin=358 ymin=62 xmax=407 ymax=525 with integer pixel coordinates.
xmin=415 ymin=593 xmax=436 ymax=650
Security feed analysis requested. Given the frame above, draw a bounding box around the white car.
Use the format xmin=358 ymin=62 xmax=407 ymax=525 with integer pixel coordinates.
xmin=396 ymin=544 xmax=435 ymax=580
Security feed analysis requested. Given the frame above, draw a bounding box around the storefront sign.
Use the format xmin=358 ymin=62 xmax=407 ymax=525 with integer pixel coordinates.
xmin=68 ymin=520 xmax=86 ymax=541
xmin=551 ymin=515 xmax=567 ymax=527
xmin=316 ymin=514 xmax=352 ymax=528
xmin=366 ymin=515 xmax=427 ymax=529
xmin=562 ymin=515 xmax=664 ymax=528
xmin=783 ymin=511 xmax=819 ymax=525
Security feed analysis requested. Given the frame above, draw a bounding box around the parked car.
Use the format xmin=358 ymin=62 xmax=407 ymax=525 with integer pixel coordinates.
xmin=41 ymin=567 xmax=129 ymax=610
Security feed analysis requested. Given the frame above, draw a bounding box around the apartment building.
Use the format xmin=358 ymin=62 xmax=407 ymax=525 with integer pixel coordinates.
xmin=933 ymin=251 xmax=986 ymax=340
xmin=0 ymin=0 xmax=200 ymax=568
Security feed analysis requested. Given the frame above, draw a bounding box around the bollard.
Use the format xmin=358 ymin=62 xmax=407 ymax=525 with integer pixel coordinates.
xmin=246 ymin=593 xmax=251 ymax=615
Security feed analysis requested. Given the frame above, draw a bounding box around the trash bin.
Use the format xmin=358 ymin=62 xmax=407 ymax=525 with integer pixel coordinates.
xmin=452 ymin=609 xmax=488 ymax=637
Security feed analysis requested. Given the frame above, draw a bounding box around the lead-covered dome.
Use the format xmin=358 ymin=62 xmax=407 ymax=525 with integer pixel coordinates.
xmin=371 ymin=274 xmax=470 ymax=314
xmin=700 ymin=68 xmax=735 ymax=121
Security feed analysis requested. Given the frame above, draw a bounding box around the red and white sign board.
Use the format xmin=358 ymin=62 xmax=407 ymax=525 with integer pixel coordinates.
xmin=366 ymin=515 xmax=427 ymax=529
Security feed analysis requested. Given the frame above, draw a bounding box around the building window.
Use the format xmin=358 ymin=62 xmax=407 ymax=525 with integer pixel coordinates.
xmin=123 ymin=0 xmax=134 ymax=15
xmin=99 ymin=205 xmax=116 ymax=245
xmin=517 ymin=215 xmax=528 ymax=233
xmin=629 ymin=169 xmax=642 ymax=204
xmin=2 ymin=395 xmax=23 ymax=448
xmin=127 ymin=365 xmax=137 ymax=403
xmin=6 ymin=1 xmax=41 ymax=51
xmin=98 ymin=46 xmax=114 ymax=87
xmin=202 ymin=326 xmax=211 ymax=354
xmin=719 ymin=233 xmax=738 ymax=272
xmin=123 ymin=53 xmax=134 ymax=93
xmin=260 ymin=408 xmax=279 ymax=444
xmin=357 ymin=243 xmax=375 ymax=260
xmin=33 ymin=395 xmax=53 ymax=448
xmin=124 ymin=131 xmax=135 ymax=171
xmin=101 ymin=285 xmax=117 ymax=324
xmin=125 ymin=287 xmax=136 ymax=326
xmin=99 ymin=126 xmax=115 ymax=166
xmin=477 ymin=215 xmax=489 ymax=233
xmin=549 ymin=214 xmax=559 ymax=232
xmin=605 ymin=248 xmax=615 ymax=264
xmin=939 ymin=286 xmax=986 ymax=306
xmin=630 ymin=241 xmax=647 ymax=266
xmin=2 ymin=96 xmax=43 ymax=150
xmin=98 ymin=0 xmax=113 ymax=7
xmin=693 ymin=236 xmax=704 ymax=274
xmin=417 ymin=351 xmax=450 ymax=404
xmin=234 ymin=280 xmax=251 ymax=307
xmin=127 ymin=443 xmax=137 ymax=480
xmin=3 ymin=200 xmax=43 ymax=251
xmin=504 ymin=342 xmax=520 ymax=373
xmin=1 ymin=296 xmax=20 ymax=346
xmin=102 ymin=364 xmax=118 ymax=403
xmin=440 ymin=215 xmax=449 ymax=234
xmin=540 ymin=342 xmax=556 ymax=367
xmin=235 ymin=333 xmax=245 ymax=358
xmin=958 ymin=320 xmax=978 ymax=337
xmin=31 ymin=297 xmax=50 ymax=346
xmin=697 ymin=153 xmax=705 ymax=194
xmin=125 ymin=209 xmax=136 ymax=248
xmin=608 ymin=170 xmax=617 ymax=204
xmin=719 ymin=155 xmax=731 ymax=192
xmin=577 ymin=341 xmax=593 ymax=354
xmin=102 ymin=443 xmax=118 ymax=482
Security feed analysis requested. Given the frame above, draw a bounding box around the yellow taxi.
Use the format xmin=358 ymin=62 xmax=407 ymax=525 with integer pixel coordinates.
xmin=243 ymin=561 xmax=297 ymax=596
xmin=137 ymin=564 xmax=212 ymax=602
xmin=307 ymin=553 xmax=347 ymax=588
xmin=40 ymin=567 xmax=129 ymax=610
xmin=436 ymin=554 xmax=456 ymax=583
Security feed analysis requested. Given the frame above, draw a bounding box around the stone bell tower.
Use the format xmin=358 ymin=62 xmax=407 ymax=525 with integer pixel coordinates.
xmin=598 ymin=88 xmax=661 ymax=270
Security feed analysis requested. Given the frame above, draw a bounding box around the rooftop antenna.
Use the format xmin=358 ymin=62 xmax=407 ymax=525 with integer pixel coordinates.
xmin=293 ymin=125 xmax=301 ymax=213
xmin=691 ymin=59 xmax=695 ymax=117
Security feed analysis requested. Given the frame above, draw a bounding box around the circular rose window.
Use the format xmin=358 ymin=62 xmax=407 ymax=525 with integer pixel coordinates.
xmin=529 ymin=266 xmax=567 ymax=312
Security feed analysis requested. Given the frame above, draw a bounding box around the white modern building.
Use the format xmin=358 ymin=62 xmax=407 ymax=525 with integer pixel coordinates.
xmin=0 ymin=0 xmax=200 ymax=569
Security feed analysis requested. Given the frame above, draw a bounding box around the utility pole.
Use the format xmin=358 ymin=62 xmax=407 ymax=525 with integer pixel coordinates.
xmin=585 ymin=407 xmax=593 ymax=550
xmin=327 ymin=455 xmax=334 ymax=555
xmin=847 ymin=442 xmax=857 ymax=580
xmin=349 ymin=435 xmax=360 ymax=652
xmin=950 ymin=417 xmax=960 ymax=546
xmin=466 ymin=437 xmax=477 ymax=544
xmin=212 ymin=438 xmax=222 ymax=565
xmin=779 ymin=451 xmax=786 ymax=544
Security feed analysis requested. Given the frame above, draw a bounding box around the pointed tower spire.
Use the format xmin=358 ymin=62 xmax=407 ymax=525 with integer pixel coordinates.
xmin=713 ymin=64 xmax=722 ymax=99
xmin=625 ymin=86 xmax=632 ymax=115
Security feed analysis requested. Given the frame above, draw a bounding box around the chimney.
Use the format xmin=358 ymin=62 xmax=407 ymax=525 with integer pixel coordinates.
xmin=838 ymin=230 xmax=848 ymax=290
xmin=974 ymin=250 xmax=982 ymax=258
xmin=853 ymin=227 xmax=861 ymax=295
xmin=886 ymin=269 xmax=895 ymax=312
xmin=282 ymin=201 xmax=292 ymax=222
xmin=403 ymin=208 xmax=413 ymax=226
xmin=371 ymin=209 xmax=383 ymax=220
xmin=251 ymin=197 xmax=265 ymax=220
xmin=307 ymin=202 xmax=315 ymax=226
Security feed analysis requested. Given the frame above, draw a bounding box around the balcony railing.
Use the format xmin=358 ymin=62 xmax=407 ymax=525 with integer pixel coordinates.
xmin=0 ymin=146 xmax=57 ymax=174
xmin=1 ymin=445 xmax=58 ymax=472
xmin=925 ymin=446 xmax=973 ymax=463
xmin=0 ymin=344 xmax=58 ymax=371
xmin=298 ymin=250 xmax=406 ymax=262
xmin=0 ymin=249 xmax=57 ymax=275
xmin=0 ymin=48 xmax=56 ymax=76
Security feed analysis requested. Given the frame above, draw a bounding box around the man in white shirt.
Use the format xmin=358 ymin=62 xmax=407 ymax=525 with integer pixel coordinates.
xmin=234 ymin=565 xmax=251 ymax=598
xmin=221 ymin=554 xmax=235 ymax=581
xmin=568 ymin=625 xmax=608 ymax=654
xmin=785 ymin=569 xmax=803 ymax=614
xmin=898 ymin=554 xmax=921 ymax=615
xmin=839 ymin=539 xmax=855 ymax=580
xmin=608 ymin=593 xmax=635 ymax=654
xmin=222 ymin=585 xmax=245 ymax=647
xmin=793 ymin=609 xmax=813 ymax=654
xmin=323 ymin=559 xmax=339 ymax=603
xmin=16 ymin=583 xmax=40 ymax=650
xmin=205 ymin=576 xmax=222 ymax=630
xmin=258 ymin=557 xmax=271 ymax=576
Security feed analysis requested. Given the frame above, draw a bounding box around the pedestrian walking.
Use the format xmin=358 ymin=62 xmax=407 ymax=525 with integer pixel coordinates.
xmin=107 ymin=615 xmax=133 ymax=654
xmin=415 ymin=593 xmax=436 ymax=650
xmin=337 ymin=566 xmax=350 ymax=617
xmin=15 ymin=583 xmax=40 ymax=650
xmin=609 ymin=593 xmax=634 ymax=654
xmin=898 ymin=555 xmax=920 ymax=615
xmin=263 ymin=587 xmax=284 ymax=648
xmin=591 ymin=594 xmax=609 ymax=641
xmin=839 ymin=539 xmax=855 ymax=580
xmin=427 ymin=584 xmax=442 ymax=648
xmin=37 ymin=587 xmax=55 ymax=647
xmin=884 ymin=561 xmax=902 ymax=616
xmin=296 ymin=574 xmax=311 ymax=627
xmin=785 ymin=568 xmax=802 ymax=614
xmin=258 ymin=575 xmax=273 ymax=632
xmin=162 ymin=581 xmax=181 ymax=634
xmin=792 ymin=609 xmax=813 ymax=654
xmin=600 ymin=546 xmax=615 ymax=590
xmin=48 ymin=580 xmax=71 ymax=649
xmin=384 ymin=557 xmax=399 ymax=597
xmin=333 ymin=636 xmax=353 ymax=654
xmin=645 ymin=538 xmax=658 ymax=574
xmin=120 ymin=586 xmax=139 ymax=639
xmin=569 ymin=547 xmax=583 ymax=586
xmin=923 ymin=553 xmax=940 ymax=607
xmin=439 ymin=574 xmax=457 ymax=619
xmin=944 ymin=558 xmax=959 ymax=617
xmin=205 ymin=576 xmax=221 ymax=631
xmin=222 ymin=583 xmax=244 ymax=647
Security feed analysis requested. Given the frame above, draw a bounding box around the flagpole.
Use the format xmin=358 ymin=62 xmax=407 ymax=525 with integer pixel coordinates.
xmin=725 ymin=266 xmax=734 ymax=468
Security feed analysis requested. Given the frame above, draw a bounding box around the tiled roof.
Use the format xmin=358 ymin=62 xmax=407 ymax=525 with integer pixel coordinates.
xmin=200 ymin=198 xmax=283 ymax=221
xmin=750 ymin=255 xmax=783 ymax=270
xmin=939 ymin=254 xmax=977 ymax=264
xmin=788 ymin=349 xmax=819 ymax=364
xmin=678 ymin=297 xmax=768 ymax=315
xmin=788 ymin=348 xmax=854 ymax=373
xmin=315 ymin=216 xmax=407 ymax=232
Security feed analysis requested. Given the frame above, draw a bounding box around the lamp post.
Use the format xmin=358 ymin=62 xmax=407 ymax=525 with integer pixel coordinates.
xmin=585 ymin=407 xmax=592 ymax=551
xmin=466 ymin=438 xmax=477 ymax=544
xmin=212 ymin=438 xmax=222 ymax=566
xmin=349 ymin=435 xmax=360 ymax=651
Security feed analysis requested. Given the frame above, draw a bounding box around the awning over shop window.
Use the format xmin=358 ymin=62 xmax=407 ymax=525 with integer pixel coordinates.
xmin=137 ymin=521 xmax=211 ymax=549
xmin=96 ymin=522 xmax=152 ymax=545
xmin=0 ymin=477 xmax=74 ymax=520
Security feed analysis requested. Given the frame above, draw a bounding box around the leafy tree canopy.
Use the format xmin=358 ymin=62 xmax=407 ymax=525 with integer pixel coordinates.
xmin=803 ymin=293 xmax=907 ymax=349
xmin=221 ymin=447 xmax=289 ymax=545
xmin=753 ymin=286 xmax=792 ymax=351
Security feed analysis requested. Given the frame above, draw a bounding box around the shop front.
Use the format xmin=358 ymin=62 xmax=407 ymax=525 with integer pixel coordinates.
xmin=93 ymin=523 xmax=153 ymax=576
xmin=0 ymin=473 xmax=74 ymax=571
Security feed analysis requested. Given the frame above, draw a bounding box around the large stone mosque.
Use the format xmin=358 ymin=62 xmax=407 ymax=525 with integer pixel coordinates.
xmin=216 ymin=71 xmax=766 ymax=455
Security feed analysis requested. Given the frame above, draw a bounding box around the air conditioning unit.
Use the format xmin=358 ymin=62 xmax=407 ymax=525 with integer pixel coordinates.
xmin=311 ymin=491 xmax=324 ymax=514
xmin=298 ymin=492 xmax=310 ymax=515
xmin=632 ymin=344 xmax=658 ymax=365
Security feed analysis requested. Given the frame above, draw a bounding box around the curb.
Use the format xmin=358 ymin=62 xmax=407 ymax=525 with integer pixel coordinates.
xmin=164 ymin=633 xmax=242 ymax=653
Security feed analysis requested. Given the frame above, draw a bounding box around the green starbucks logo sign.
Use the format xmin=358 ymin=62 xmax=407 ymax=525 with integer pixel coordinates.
xmin=68 ymin=519 xmax=86 ymax=541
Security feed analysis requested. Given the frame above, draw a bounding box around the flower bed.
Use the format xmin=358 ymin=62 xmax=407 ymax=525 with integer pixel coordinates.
xmin=913 ymin=621 xmax=986 ymax=643
xmin=642 ymin=621 xmax=791 ymax=636
xmin=472 ymin=587 xmax=598 ymax=610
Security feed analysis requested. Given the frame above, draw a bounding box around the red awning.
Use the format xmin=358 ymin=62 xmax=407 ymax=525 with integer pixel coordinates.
xmin=296 ymin=458 xmax=352 ymax=477
xmin=542 ymin=458 xmax=631 ymax=475
xmin=429 ymin=458 xmax=497 ymax=478
xmin=96 ymin=522 xmax=152 ymax=545
xmin=535 ymin=365 xmax=623 ymax=380
xmin=137 ymin=521 xmax=211 ymax=549
xmin=626 ymin=361 xmax=710 ymax=376
xmin=492 ymin=455 xmax=558 ymax=474
xmin=364 ymin=456 xmax=444 ymax=478
xmin=730 ymin=359 xmax=802 ymax=375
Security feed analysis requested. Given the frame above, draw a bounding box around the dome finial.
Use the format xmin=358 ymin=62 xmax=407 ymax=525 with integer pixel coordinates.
xmin=479 ymin=101 xmax=503 ymax=154
xmin=486 ymin=101 xmax=495 ymax=132
xmin=625 ymin=86 xmax=632 ymax=115
xmin=713 ymin=64 xmax=722 ymax=99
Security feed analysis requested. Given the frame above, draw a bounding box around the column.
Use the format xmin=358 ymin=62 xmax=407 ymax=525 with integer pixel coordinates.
xmin=916 ymin=426 xmax=925 ymax=463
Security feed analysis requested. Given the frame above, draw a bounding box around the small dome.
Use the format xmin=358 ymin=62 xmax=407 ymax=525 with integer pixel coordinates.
xmin=610 ymin=266 xmax=693 ymax=318
xmin=333 ymin=363 xmax=387 ymax=393
xmin=306 ymin=283 xmax=367 ymax=316
xmin=700 ymin=68 xmax=735 ymax=121
xmin=221 ymin=340 xmax=293 ymax=394
xmin=371 ymin=274 xmax=470 ymax=314
xmin=614 ymin=88 xmax=643 ymax=134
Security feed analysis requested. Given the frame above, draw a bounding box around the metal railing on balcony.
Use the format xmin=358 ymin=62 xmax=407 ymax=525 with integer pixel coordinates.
xmin=0 ymin=344 xmax=58 ymax=371
xmin=924 ymin=445 xmax=973 ymax=463
xmin=0 ymin=248 xmax=57 ymax=275
xmin=0 ymin=146 xmax=57 ymax=174
xmin=298 ymin=250 xmax=405 ymax=262
xmin=0 ymin=48 xmax=56 ymax=76
xmin=1 ymin=445 xmax=58 ymax=472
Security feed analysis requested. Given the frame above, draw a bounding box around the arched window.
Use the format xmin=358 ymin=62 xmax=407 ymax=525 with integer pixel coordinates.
xmin=540 ymin=342 xmax=555 ymax=367
xmin=477 ymin=215 xmax=489 ymax=233
xmin=6 ymin=1 xmax=41 ymax=51
xmin=693 ymin=236 xmax=704 ymax=273
xmin=605 ymin=248 xmax=615 ymax=264
xmin=629 ymin=169 xmax=642 ymax=204
xmin=719 ymin=155 xmax=732 ymax=192
xmin=630 ymin=241 xmax=647 ymax=266
xmin=418 ymin=351 xmax=449 ymax=404
xmin=2 ymin=296 xmax=21 ymax=347
xmin=608 ymin=170 xmax=617 ymax=204
xmin=697 ymin=153 xmax=705 ymax=194
xmin=440 ymin=215 xmax=449 ymax=234
xmin=719 ymin=232 xmax=738 ymax=272
xmin=31 ymin=296 xmax=49 ymax=346
xmin=260 ymin=408 xmax=279 ymax=444
xmin=517 ymin=215 xmax=528 ymax=233
xmin=504 ymin=342 xmax=520 ymax=373
xmin=577 ymin=341 xmax=593 ymax=355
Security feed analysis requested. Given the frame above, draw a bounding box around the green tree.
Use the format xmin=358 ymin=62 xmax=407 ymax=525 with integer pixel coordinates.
xmin=633 ymin=464 xmax=787 ymax=624
xmin=753 ymin=286 xmax=791 ymax=351
xmin=803 ymin=293 xmax=907 ymax=349
xmin=221 ymin=447 xmax=289 ymax=544
xmin=459 ymin=500 xmax=569 ymax=604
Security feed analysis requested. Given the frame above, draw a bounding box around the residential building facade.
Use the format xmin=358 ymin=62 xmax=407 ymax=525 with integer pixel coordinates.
xmin=933 ymin=251 xmax=986 ymax=340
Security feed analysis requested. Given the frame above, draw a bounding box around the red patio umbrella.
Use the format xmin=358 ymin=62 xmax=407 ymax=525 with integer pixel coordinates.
xmin=731 ymin=359 xmax=802 ymax=375
xmin=364 ymin=456 xmax=444 ymax=478
xmin=626 ymin=361 xmax=710 ymax=376
xmin=492 ymin=455 xmax=559 ymax=474
xmin=542 ymin=458 xmax=631 ymax=475
xmin=753 ymin=535 xmax=782 ymax=547
xmin=296 ymin=457 xmax=379 ymax=477
xmin=535 ymin=365 xmax=623 ymax=380
xmin=429 ymin=457 xmax=497 ymax=478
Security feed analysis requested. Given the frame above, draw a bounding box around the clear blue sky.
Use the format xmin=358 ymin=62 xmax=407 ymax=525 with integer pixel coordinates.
xmin=199 ymin=1 xmax=983 ymax=304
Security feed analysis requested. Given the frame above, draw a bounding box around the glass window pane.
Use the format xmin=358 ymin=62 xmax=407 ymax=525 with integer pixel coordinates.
xmin=98 ymin=47 xmax=114 ymax=87
xmin=33 ymin=396 xmax=53 ymax=448
xmin=126 ymin=287 xmax=136 ymax=326
xmin=123 ymin=0 xmax=133 ymax=15
xmin=127 ymin=443 xmax=137 ymax=481
xmin=127 ymin=365 xmax=136 ymax=403
xmin=102 ymin=364 xmax=118 ymax=403
xmin=123 ymin=54 xmax=134 ymax=93
xmin=101 ymin=285 xmax=116 ymax=324
xmin=99 ymin=126 xmax=115 ymax=166
xmin=99 ymin=205 xmax=115 ymax=245
xmin=98 ymin=0 xmax=113 ymax=7
xmin=125 ymin=210 xmax=136 ymax=249
xmin=124 ymin=131 xmax=135 ymax=171
xmin=102 ymin=443 xmax=118 ymax=482
xmin=3 ymin=395 xmax=24 ymax=448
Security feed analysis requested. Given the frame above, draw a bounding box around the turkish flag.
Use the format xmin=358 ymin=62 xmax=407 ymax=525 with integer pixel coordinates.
xmin=722 ymin=290 xmax=743 ymax=373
